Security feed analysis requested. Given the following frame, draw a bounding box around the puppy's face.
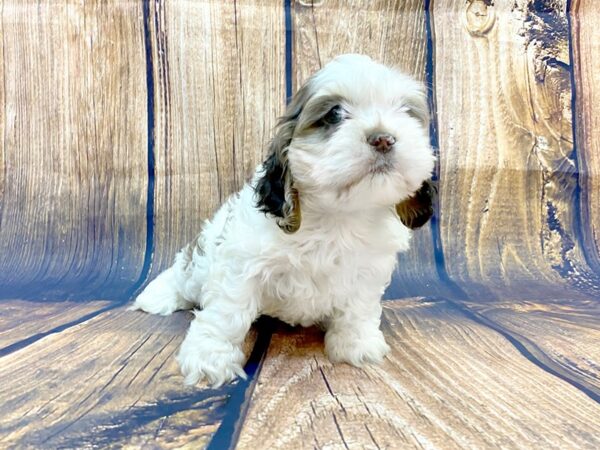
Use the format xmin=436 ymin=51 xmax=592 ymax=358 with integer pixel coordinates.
xmin=256 ymin=54 xmax=436 ymax=233
xmin=289 ymin=54 xmax=434 ymax=210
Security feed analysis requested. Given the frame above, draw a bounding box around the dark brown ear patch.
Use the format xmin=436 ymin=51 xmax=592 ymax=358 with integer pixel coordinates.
xmin=255 ymin=151 xmax=288 ymax=219
xmin=395 ymin=180 xmax=436 ymax=229
xmin=254 ymin=82 xmax=308 ymax=234
xmin=254 ymin=148 xmax=302 ymax=234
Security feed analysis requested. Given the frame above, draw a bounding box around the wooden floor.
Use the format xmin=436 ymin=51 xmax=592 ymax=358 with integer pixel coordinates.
xmin=239 ymin=299 xmax=600 ymax=449
xmin=1 ymin=298 xmax=598 ymax=448
xmin=1 ymin=0 xmax=600 ymax=449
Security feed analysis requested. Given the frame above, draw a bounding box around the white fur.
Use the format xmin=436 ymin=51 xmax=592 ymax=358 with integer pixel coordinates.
xmin=129 ymin=54 xmax=435 ymax=387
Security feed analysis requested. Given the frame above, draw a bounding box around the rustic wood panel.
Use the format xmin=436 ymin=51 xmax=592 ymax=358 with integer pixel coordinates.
xmin=571 ymin=0 xmax=600 ymax=272
xmin=0 ymin=307 xmax=258 ymax=448
xmin=293 ymin=0 xmax=452 ymax=298
xmin=0 ymin=299 xmax=110 ymax=348
xmin=1 ymin=1 xmax=599 ymax=448
xmin=433 ymin=0 xmax=600 ymax=300
xmin=147 ymin=0 xmax=286 ymax=276
xmin=0 ymin=0 xmax=148 ymax=300
xmin=470 ymin=299 xmax=600 ymax=396
xmin=237 ymin=298 xmax=600 ymax=449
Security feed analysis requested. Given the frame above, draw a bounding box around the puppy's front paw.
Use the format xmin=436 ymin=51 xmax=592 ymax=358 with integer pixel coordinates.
xmin=325 ymin=328 xmax=390 ymax=367
xmin=176 ymin=321 xmax=247 ymax=387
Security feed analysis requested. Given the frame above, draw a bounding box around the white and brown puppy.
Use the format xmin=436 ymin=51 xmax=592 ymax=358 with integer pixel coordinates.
xmin=130 ymin=54 xmax=436 ymax=386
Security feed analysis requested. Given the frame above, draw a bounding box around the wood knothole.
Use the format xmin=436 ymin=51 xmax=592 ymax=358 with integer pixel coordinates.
xmin=298 ymin=0 xmax=325 ymax=7
xmin=465 ymin=0 xmax=496 ymax=37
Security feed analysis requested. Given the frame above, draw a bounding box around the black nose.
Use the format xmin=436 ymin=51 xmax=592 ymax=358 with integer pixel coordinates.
xmin=368 ymin=133 xmax=396 ymax=154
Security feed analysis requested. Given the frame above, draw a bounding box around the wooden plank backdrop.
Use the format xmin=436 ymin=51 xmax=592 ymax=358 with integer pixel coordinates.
xmin=0 ymin=299 xmax=110 ymax=349
xmin=0 ymin=0 xmax=149 ymax=300
xmin=0 ymin=0 xmax=599 ymax=449
xmin=572 ymin=0 xmax=600 ymax=273
xmin=469 ymin=299 xmax=600 ymax=396
xmin=0 ymin=306 xmax=257 ymax=448
xmin=434 ymin=0 xmax=600 ymax=300
xmin=148 ymin=0 xmax=286 ymax=277
xmin=237 ymin=299 xmax=600 ymax=449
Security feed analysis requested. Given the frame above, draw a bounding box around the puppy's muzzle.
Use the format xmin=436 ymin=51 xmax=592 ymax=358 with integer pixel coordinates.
xmin=368 ymin=133 xmax=396 ymax=154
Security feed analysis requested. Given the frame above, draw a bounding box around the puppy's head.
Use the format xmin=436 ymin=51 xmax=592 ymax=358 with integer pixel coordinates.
xmin=256 ymin=54 xmax=436 ymax=233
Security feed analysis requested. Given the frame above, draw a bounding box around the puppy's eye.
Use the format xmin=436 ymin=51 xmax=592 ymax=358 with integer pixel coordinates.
xmin=322 ymin=105 xmax=344 ymax=125
xmin=398 ymin=105 xmax=426 ymax=124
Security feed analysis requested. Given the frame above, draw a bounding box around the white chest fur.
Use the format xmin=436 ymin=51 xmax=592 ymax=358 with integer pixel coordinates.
xmin=258 ymin=211 xmax=409 ymax=327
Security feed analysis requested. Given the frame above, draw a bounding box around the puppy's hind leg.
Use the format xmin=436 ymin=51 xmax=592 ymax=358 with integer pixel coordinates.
xmin=129 ymin=267 xmax=193 ymax=316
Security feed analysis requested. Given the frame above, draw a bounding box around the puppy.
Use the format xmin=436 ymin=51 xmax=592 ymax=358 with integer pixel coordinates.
xmin=130 ymin=54 xmax=436 ymax=387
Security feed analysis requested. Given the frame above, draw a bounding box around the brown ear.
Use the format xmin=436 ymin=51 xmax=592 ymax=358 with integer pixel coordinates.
xmin=255 ymin=148 xmax=301 ymax=234
xmin=254 ymin=81 xmax=314 ymax=234
xmin=395 ymin=180 xmax=436 ymax=229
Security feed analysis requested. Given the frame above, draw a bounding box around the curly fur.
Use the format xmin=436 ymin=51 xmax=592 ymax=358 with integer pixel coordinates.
xmin=130 ymin=54 xmax=436 ymax=386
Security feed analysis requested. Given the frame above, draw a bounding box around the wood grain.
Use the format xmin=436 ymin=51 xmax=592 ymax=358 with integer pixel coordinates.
xmin=433 ymin=0 xmax=600 ymax=300
xmin=571 ymin=0 xmax=600 ymax=272
xmin=0 ymin=1 xmax=599 ymax=448
xmin=0 ymin=306 xmax=258 ymax=448
xmin=470 ymin=299 xmax=600 ymax=396
xmin=0 ymin=0 xmax=148 ymax=300
xmin=0 ymin=299 xmax=110 ymax=348
xmin=237 ymin=298 xmax=600 ymax=449
xmin=292 ymin=0 xmax=452 ymax=299
xmin=147 ymin=0 xmax=286 ymax=276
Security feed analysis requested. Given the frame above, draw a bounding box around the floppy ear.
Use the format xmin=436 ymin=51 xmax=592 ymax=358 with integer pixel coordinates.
xmin=255 ymin=83 xmax=313 ymax=234
xmin=255 ymin=146 xmax=301 ymax=234
xmin=395 ymin=180 xmax=436 ymax=229
xmin=405 ymin=85 xmax=430 ymax=128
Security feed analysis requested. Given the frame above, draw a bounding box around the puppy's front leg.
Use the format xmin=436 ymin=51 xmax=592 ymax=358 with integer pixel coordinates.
xmin=176 ymin=286 xmax=258 ymax=387
xmin=325 ymin=302 xmax=390 ymax=367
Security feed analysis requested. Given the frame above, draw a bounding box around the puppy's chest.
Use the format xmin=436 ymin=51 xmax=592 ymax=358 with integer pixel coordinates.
xmin=259 ymin=238 xmax=395 ymax=324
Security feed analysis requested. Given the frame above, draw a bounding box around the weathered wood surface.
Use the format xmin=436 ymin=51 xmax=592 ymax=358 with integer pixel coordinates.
xmin=0 ymin=306 xmax=258 ymax=449
xmin=148 ymin=0 xmax=286 ymax=276
xmin=237 ymin=298 xmax=600 ymax=449
xmin=0 ymin=299 xmax=110 ymax=348
xmin=0 ymin=0 xmax=148 ymax=300
xmin=293 ymin=0 xmax=452 ymax=299
xmin=470 ymin=299 xmax=600 ymax=396
xmin=0 ymin=0 xmax=600 ymax=449
xmin=572 ymin=0 xmax=600 ymax=273
xmin=433 ymin=0 xmax=600 ymax=300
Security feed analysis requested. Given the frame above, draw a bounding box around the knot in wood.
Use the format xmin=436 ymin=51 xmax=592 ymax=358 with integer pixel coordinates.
xmin=465 ymin=0 xmax=496 ymax=37
xmin=298 ymin=0 xmax=324 ymax=6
